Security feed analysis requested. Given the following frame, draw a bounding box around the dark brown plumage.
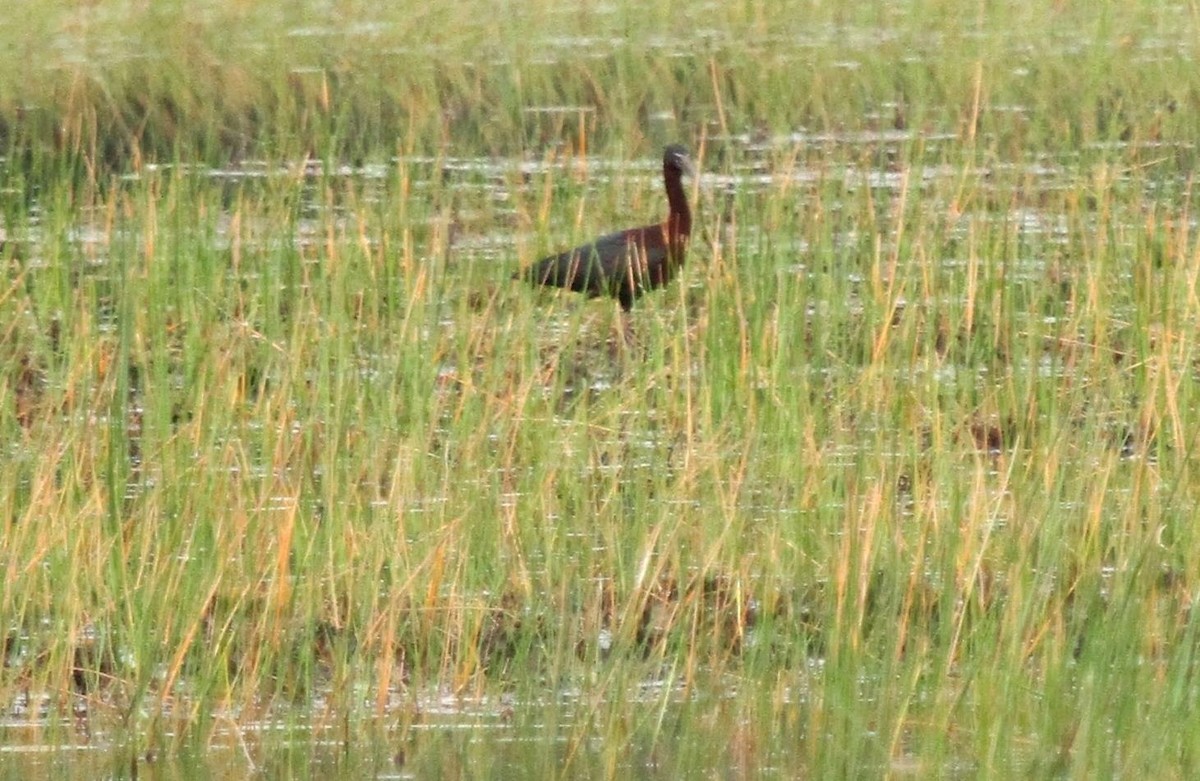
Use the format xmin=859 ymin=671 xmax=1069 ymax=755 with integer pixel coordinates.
xmin=516 ymin=144 xmax=695 ymax=311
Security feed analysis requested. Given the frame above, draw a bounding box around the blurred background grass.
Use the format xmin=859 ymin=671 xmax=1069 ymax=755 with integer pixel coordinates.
xmin=2 ymin=1 xmax=1197 ymax=171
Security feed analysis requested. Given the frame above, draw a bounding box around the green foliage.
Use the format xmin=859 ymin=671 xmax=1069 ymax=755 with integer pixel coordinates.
xmin=3 ymin=0 xmax=1200 ymax=777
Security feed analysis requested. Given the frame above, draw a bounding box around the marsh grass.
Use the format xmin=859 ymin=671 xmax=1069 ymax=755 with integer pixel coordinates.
xmin=4 ymin=0 xmax=1200 ymax=777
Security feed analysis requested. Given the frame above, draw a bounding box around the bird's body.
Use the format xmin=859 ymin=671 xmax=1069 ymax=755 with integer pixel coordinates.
xmin=516 ymin=144 xmax=694 ymax=311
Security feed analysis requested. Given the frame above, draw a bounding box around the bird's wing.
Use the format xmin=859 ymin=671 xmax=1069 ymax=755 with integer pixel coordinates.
xmin=525 ymin=227 xmax=638 ymax=294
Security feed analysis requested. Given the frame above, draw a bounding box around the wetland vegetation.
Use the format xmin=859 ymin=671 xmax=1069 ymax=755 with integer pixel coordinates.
xmin=3 ymin=0 xmax=1200 ymax=777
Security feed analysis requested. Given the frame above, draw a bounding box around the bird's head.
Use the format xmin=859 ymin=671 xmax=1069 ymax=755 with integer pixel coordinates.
xmin=663 ymin=144 xmax=695 ymax=178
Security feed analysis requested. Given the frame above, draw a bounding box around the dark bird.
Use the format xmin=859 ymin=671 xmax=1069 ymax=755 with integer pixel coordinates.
xmin=516 ymin=144 xmax=695 ymax=311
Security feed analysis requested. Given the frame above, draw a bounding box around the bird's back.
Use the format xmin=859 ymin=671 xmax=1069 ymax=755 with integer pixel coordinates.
xmin=524 ymin=224 xmax=672 ymax=305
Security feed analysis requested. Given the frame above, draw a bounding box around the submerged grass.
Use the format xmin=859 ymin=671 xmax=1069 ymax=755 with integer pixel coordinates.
xmin=4 ymin=0 xmax=1200 ymax=777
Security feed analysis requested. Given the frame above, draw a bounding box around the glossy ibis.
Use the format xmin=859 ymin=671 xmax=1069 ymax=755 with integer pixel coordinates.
xmin=516 ymin=144 xmax=695 ymax=311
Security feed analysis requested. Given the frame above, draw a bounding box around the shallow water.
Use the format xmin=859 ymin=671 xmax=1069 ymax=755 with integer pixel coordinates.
xmin=1 ymin=69 xmax=1187 ymax=772
xmin=0 ymin=685 xmax=810 ymax=779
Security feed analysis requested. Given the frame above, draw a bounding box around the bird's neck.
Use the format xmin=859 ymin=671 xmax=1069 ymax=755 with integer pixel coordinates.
xmin=664 ymin=170 xmax=691 ymax=243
